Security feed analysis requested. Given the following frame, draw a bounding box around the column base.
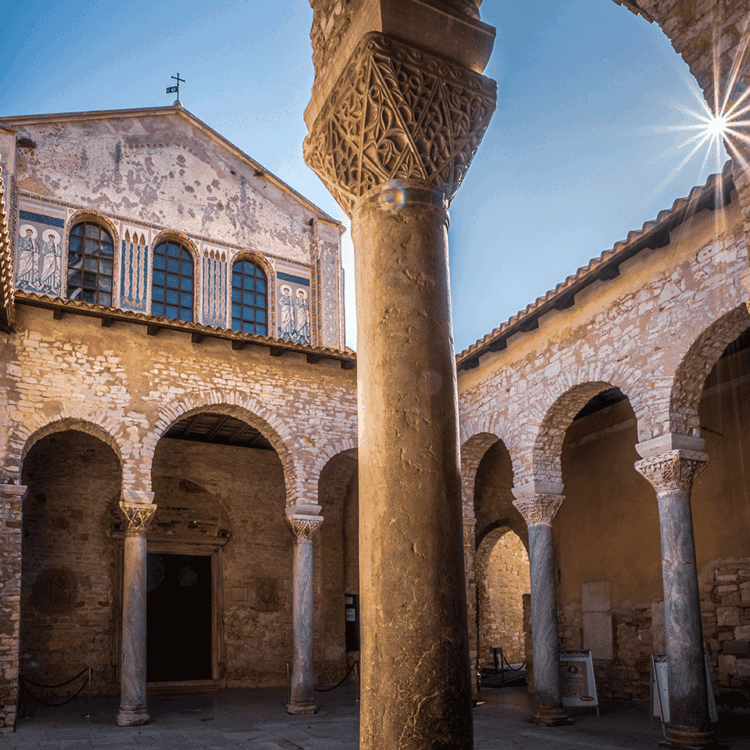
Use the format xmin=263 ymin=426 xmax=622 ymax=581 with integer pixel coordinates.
xmin=527 ymin=706 xmax=572 ymax=726
xmin=287 ymin=699 xmax=318 ymax=715
xmin=116 ymin=705 xmax=150 ymax=726
xmin=660 ymin=726 xmax=725 ymax=750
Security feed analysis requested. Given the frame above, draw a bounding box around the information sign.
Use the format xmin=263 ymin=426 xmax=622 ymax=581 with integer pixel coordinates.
xmin=559 ymin=649 xmax=599 ymax=715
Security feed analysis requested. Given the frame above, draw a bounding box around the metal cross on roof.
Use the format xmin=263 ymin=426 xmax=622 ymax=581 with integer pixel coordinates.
xmin=166 ymin=73 xmax=185 ymax=101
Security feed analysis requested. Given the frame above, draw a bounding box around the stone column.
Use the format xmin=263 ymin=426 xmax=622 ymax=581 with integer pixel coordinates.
xmin=0 ymin=483 xmax=26 ymax=731
xmin=635 ymin=434 xmax=719 ymax=749
xmin=304 ymin=15 xmax=496 ymax=746
xmin=117 ymin=491 xmax=156 ymax=728
xmin=286 ymin=512 xmax=324 ymax=715
xmin=512 ymin=482 xmax=570 ymax=726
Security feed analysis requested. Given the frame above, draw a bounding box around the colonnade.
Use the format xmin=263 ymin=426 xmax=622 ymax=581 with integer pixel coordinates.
xmin=492 ymin=432 xmax=718 ymax=748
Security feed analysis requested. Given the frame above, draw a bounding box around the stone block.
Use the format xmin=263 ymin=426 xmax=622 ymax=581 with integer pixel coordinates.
xmin=722 ymin=641 xmax=750 ymax=656
xmin=582 ymin=611 xmax=613 ymax=660
xmin=717 ymin=607 xmax=740 ymax=627
xmin=736 ymin=625 xmax=750 ymax=641
xmin=582 ymin=581 xmax=610 ymax=613
xmin=737 ymin=659 xmax=750 ymax=677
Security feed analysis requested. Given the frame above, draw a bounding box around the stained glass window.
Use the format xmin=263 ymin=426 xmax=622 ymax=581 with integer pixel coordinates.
xmin=66 ymin=222 xmax=114 ymax=305
xmin=152 ymin=241 xmax=194 ymax=322
xmin=231 ymin=259 xmax=267 ymax=335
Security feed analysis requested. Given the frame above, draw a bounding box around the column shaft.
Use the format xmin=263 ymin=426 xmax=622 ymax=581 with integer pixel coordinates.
xmin=118 ymin=532 xmax=149 ymax=726
xmin=354 ymin=184 xmax=473 ymax=750
xmin=527 ymin=523 xmax=567 ymax=725
xmin=288 ymin=536 xmax=317 ymax=714
xmin=657 ymin=487 xmax=714 ymax=746
xmin=117 ymin=497 xmax=155 ymax=727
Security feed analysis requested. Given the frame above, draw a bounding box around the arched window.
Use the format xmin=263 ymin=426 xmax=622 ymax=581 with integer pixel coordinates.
xmin=231 ymin=259 xmax=267 ymax=335
xmin=152 ymin=240 xmax=194 ymax=322
xmin=66 ymin=222 xmax=114 ymax=305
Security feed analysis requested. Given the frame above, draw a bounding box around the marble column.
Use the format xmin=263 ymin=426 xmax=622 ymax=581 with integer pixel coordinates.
xmin=0 ymin=483 xmax=27 ymax=731
xmin=117 ymin=491 xmax=156 ymax=728
xmin=304 ymin=16 xmax=496 ymax=746
xmin=286 ymin=512 xmax=323 ymax=715
xmin=635 ymin=435 xmax=719 ymax=749
xmin=512 ymin=482 xmax=570 ymax=726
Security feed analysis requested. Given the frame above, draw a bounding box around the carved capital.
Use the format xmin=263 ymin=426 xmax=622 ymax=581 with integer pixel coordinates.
xmin=287 ymin=514 xmax=324 ymax=540
xmin=634 ymin=449 xmax=708 ymax=493
xmin=119 ymin=500 xmax=157 ymax=535
xmin=512 ymin=494 xmax=564 ymax=528
xmin=304 ymin=31 xmax=496 ymax=216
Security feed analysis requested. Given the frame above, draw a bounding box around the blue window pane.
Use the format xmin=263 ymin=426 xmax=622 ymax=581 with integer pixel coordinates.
xmin=166 ymin=289 xmax=179 ymax=305
xmin=166 ymin=273 xmax=179 ymax=290
xmin=67 ymin=271 xmax=82 ymax=287
xmin=232 ymin=303 xmax=241 ymax=318
xmin=69 ymin=236 xmax=82 ymax=253
xmin=85 ymin=224 xmax=100 ymax=239
xmin=243 ymin=321 xmax=254 ymax=333
xmin=181 ymin=261 xmax=193 ymax=276
xmin=101 ymin=260 xmax=113 ymax=275
xmin=244 ymin=308 xmax=255 ymax=323
xmin=101 ymin=242 xmax=114 ymax=257
xmin=257 ymin=323 xmax=266 ymax=336
xmin=256 ymin=309 xmax=266 ymax=324
xmin=153 ymin=270 xmax=165 ymax=287
xmin=180 ymin=292 xmax=192 ymax=308
xmin=179 ymin=309 xmax=192 ymax=322
xmin=243 ymin=291 xmax=254 ymax=306
xmin=99 ymin=277 xmax=112 ymax=292
xmin=152 ymin=302 xmax=164 ymax=316
xmin=243 ymin=275 xmax=254 ymax=290
xmin=167 ymin=244 xmax=180 ymax=259
xmin=232 ymin=288 xmax=241 ymax=302
xmin=181 ymin=276 xmax=193 ymax=292
xmin=232 ymin=319 xmax=241 ymax=332
xmin=152 ymin=287 xmax=165 ymax=302
xmin=166 ymin=305 xmax=178 ymax=318
xmin=167 ymin=258 xmax=180 ymax=274
xmin=71 ymin=224 xmax=85 ymax=238
xmin=99 ymin=292 xmax=112 ymax=305
xmin=256 ymin=279 xmax=266 ymax=293
xmin=153 ymin=255 xmax=165 ymax=271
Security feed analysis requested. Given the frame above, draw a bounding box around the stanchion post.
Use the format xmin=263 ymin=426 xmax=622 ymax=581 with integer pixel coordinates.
xmin=86 ymin=667 xmax=91 ymax=718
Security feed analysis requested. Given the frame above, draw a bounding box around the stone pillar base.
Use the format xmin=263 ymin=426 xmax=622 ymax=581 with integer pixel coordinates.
xmin=528 ymin=707 xmax=572 ymax=726
xmin=286 ymin=700 xmax=318 ymax=715
xmin=660 ymin=727 xmax=725 ymax=750
xmin=116 ymin=705 xmax=150 ymax=726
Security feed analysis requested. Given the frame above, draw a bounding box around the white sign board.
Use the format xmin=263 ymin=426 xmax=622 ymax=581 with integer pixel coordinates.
xmin=650 ymin=653 xmax=718 ymax=732
xmin=559 ymin=649 xmax=598 ymax=712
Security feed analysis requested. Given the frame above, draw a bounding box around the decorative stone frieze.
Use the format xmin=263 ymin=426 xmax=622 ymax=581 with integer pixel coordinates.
xmin=304 ymin=31 xmax=496 ymax=216
xmin=0 ymin=166 xmax=14 ymax=333
xmin=634 ymin=449 xmax=708 ymax=493
xmin=119 ymin=500 xmax=157 ymax=535
xmin=287 ymin=514 xmax=324 ymax=540
xmin=511 ymin=482 xmax=565 ymax=527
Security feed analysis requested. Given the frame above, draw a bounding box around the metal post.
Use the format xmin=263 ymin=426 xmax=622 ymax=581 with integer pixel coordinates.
xmin=86 ymin=667 xmax=92 ymax=718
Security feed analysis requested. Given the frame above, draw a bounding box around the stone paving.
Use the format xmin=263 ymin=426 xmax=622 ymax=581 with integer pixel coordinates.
xmin=5 ymin=686 xmax=750 ymax=749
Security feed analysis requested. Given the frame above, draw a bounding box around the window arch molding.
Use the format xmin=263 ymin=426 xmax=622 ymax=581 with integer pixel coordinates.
xmin=150 ymin=231 xmax=199 ymax=322
xmin=65 ymin=212 xmax=119 ymax=306
xmin=229 ymin=249 xmax=276 ymax=336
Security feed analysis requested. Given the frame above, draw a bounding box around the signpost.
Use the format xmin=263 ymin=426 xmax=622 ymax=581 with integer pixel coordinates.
xmin=650 ymin=653 xmax=718 ymax=737
xmin=559 ymin=649 xmax=599 ymax=716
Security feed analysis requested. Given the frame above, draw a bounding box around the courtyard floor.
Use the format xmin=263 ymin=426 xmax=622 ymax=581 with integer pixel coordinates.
xmin=5 ymin=685 xmax=749 ymax=749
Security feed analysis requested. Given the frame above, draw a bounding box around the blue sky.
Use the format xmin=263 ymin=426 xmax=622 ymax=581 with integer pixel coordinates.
xmin=1 ymin=0 xmax=725 ymax=352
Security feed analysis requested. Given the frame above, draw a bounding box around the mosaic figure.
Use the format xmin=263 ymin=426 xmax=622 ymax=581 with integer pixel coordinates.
xmin=38 ymin=230 xmax=61 ymax=293
xmin=279 ymin=284 xmax=294 ymax=339
xmin=293 ymin=288 xmax=310 ymax=344
xmin=17 ymin=225 xmax=39 ymax=287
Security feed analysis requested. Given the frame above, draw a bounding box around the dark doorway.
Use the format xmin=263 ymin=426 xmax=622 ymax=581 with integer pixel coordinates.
xmin=147 ymin=553 xmax=212 ymax=682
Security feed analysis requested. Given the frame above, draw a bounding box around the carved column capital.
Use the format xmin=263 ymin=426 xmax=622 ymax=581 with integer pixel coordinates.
xmin=119 ymin=501 xmax=157 ymax=535
xmin=512 ymin=494 xmax=564 ymax=528
xmin=287 ymin=514 xmax=324 ymax=540
xmin=304 ymin=31 xmax=496 ymax=216
xmin=634 ymin=449 xmax=708 ymax=493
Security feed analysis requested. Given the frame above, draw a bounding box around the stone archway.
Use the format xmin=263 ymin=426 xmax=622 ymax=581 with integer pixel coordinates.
xmin=476 ymin=526 xmax=530 ymax=671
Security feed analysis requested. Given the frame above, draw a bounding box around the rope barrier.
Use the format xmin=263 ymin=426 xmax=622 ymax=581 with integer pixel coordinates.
xmin=20 ymin=667 xmax=91 ymax=713
xmin=501 ymin=653 xmax=525 ymax=673
xmin=314 ymin=660 xmax=358 ymax=692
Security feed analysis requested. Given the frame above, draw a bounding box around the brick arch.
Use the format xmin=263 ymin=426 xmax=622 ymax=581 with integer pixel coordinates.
xmin=309 ymin=437 xmax=358 ymax=486
xmin=614 ymin=1 xmax=749 ymax=109
xmin=460 ymin=431 xmax=501 ymax=519
xmin=144 ymin=395 xmax=303 ymax=506
xmin=669 ymin=303 xmax=750 ymax=437
xmin=527 ymin=380 xmax=620 ymax=486
xmin=316 ymin=447 xmax=358 ymax=512
xmin=7 ymin=414 xmax=124 ymax=485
